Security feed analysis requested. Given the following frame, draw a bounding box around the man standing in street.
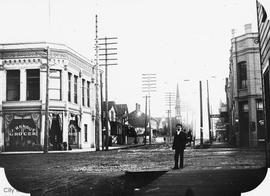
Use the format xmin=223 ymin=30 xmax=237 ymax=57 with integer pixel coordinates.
xmin=172 ymin=123 xmax=187 ymax=169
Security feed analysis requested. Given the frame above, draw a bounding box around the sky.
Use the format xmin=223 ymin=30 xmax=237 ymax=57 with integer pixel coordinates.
xmin=1 ymin=0 xmax=270 ymax=138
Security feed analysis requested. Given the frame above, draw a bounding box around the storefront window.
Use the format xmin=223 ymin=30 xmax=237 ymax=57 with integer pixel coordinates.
xmin=7 ymin=70 xmax=20 ymax=101
xmin=243 ymin=103 xmax=249 ymax=112
xmin=256 ymin=100 xmax=263 ymax=111
xmin=49 ymin=69 xmax=61 ymax=100
xmin=27 ymin=69 xmax=40 ymax=100
xmin=257 ymin=99 xmax=265 ymax=140
xmin=4 ymin=113 xmax=41 ymax=151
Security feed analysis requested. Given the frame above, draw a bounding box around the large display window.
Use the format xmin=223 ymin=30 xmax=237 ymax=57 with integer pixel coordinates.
xmin=4 ymin=113 xmax=41 ymax=151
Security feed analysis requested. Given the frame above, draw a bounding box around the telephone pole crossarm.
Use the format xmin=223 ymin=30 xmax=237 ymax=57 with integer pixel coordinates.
xmin=98 ymin=36 xmax=118 ymax=150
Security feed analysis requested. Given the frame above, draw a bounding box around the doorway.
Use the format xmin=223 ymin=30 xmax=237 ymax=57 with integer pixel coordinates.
xmin=239 ymin=101 xmax=249 ymax=147
xmin=68 ymin=115 xmax=80 ymax=149
xmin=49 ymin=114 xmax=63 ymax=150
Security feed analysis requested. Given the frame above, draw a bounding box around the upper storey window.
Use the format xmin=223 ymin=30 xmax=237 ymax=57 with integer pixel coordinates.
xmin=68 ymin=72 xmax=72 ymax=102
xmin=82 ymin=79 xmax=85 ymax=106
xmin=7 ymin=70 xmax=20 ymax=101
xmin=49 ymin=70 xmax=61 ymax=100
xmin=238 ymin=61 xmax=247 ymax=89
xmin=74 ymin=75 xmax=78 ymax=104
xmin=27 ymin=69 xmax=40 ymax=100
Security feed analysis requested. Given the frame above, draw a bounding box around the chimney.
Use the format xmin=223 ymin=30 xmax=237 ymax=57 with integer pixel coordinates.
xmin=231 ymin=29 xmax=236 ymax=38
xmin=136 ymin=103 xmax=140 ymax=111
xmin=244 ymin=24 xmax=252 ymax=34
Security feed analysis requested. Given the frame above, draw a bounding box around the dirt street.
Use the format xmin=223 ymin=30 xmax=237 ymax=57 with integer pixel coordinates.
xmin=0 ymin=143 xmax=266 ymax=195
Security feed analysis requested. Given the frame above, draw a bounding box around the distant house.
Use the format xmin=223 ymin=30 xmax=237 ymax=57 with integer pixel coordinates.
xmin=128 ymin=103 xmax=146 ymax=135
xmin=115 ymin=104 xmax=129 ymax=144
xmin=102 ymin=101 xmax=129 ymax=145
xmin=150 ymin=117 xmax=159 ymax=137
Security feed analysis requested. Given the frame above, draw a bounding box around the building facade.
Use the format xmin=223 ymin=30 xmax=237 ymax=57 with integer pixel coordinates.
xmin=257 ymin=0 xmax=270 ymax=165
xmin=0 ymin=42 xmax=102 ymax=152
xmin=226 ymin=24 xmax=264 ymax=147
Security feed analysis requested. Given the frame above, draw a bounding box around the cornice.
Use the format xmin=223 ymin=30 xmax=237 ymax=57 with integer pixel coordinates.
xmin=231 ymin=47 xmax=259 ymax=58
xmin=0 ymin=42 xmax=95 ymax=71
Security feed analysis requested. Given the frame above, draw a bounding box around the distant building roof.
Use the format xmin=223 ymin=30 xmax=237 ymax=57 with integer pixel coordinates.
xmin=128 ymin=110 xmax=146 ymax=128
xmin=115 ymin=104 xmax=128 ymax=116
xmin=102 ymin=101 xmax=116 ymax=112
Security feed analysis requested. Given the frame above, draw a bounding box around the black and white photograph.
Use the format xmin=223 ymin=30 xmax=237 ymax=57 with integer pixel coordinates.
xmin=0 ymin=0 xmax=270 ymax=195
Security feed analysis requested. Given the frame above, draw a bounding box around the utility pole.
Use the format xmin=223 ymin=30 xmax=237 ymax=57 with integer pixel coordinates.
xmin=94 ymin=15 xmax=100 ymax=151
xmin=166 ymin=109 xmax=170 ymax=142
xmin=143 ymin=95 xmax=148 ymax=145
xmin=44 ymin=47 xmax=50 ymax=153
xmin=211 ymin=105 xmax=214 ymax=141
xmin=207 ymin=80 xmax=212 ymax=144
xmin=100 ymin=71 xmax=104 ymax=150
xmin=165 ymin=92 xmax=175 ymax=142
xmin=99 ymin=37 xmax=118 ymax=151
xmin=199 ymin=81 xmax=204 ymax=148
xmin=142 ymin=73 xmax=156 ymax=144
xmin=175 ymin=84 xmax=181 ymax=123
xmin=186 ymin=104 xmax=189 ymax=130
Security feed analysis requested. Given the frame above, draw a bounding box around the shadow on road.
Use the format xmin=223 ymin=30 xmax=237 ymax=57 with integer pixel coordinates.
xmin=125 ymin=170 xmax=168 ymax=193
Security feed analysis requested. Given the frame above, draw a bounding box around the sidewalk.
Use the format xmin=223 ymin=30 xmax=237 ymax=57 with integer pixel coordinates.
xmin=133 ymin=167 xmax=267 ymax=196
xmin=0 ymin=143 xmax=144 ymax=155
xmin=130 ymin=142 xmax=267 ymax=196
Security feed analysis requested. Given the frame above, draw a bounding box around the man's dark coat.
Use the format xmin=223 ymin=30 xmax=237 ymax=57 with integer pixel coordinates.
xmin=172 ymin=131 xmax=187 ymax=150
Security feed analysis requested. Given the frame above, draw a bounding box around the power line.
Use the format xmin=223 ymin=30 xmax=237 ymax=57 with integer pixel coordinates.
xmin=164 ymin=91 xmax=175 ymax=141
xmin=141 ymin=73 xmax=157 ymax=144
xmin=99 ymin=36 xmax=118 ymax=151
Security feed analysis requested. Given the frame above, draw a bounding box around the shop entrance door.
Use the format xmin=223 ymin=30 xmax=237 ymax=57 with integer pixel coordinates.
xmin=68 ymin=124 xmax=79 ymax=149
xmin=49 ymin=114 xmax=63 ymax=150
xmin=239 ymin=102 xmax=249 ymax=147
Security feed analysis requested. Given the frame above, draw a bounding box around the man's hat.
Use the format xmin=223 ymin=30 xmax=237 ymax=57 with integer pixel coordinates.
xmin=176 ymin=123 xmax=182 ymax=127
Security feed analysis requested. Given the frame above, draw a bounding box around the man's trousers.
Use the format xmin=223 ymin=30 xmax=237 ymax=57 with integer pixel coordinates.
xmin=174 ymin=148 xmax=184 ymax=168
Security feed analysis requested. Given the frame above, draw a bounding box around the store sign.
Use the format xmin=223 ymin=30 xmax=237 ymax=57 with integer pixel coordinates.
xmin=9 ymin=125 xmax=37 ymax=137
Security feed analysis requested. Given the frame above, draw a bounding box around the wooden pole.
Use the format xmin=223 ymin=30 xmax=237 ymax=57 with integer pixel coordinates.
xmin=148 ymin=95 xmax=151 ymax=144
xmin=200 ymin=80 xmax=203 ymax=148
xmin=44 ymin=47 xmax=50 ymax=153
xmin=95 ymin=14 xmax=100 ymax=151
xmin=144 ymin=95 xmax=148 ymax=145
xmin=207 ymin=80 xmax=212 ymax=143
xmin=104 ymin=37 xmax=109 ymax=151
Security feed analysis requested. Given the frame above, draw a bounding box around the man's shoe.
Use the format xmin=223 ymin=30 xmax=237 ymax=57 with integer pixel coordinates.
xmin=172 ymin=166 xmax=179 ymax=170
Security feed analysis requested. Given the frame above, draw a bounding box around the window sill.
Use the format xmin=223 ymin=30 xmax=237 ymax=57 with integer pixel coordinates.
xmin=238 ymin=88 xmax=248 ymax=91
